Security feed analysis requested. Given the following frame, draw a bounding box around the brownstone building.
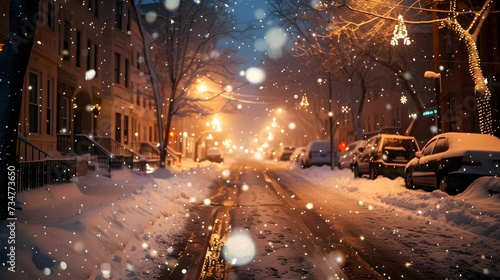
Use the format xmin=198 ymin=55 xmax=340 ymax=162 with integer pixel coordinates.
xmin=0 ymin=0 xmax=167 ymax=189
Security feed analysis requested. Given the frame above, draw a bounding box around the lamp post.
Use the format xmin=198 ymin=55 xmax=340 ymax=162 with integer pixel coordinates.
xmin=424 ymin=71 xmax=442 ymax=133
xmin=91 ymin=103 xmax=101 ymax=136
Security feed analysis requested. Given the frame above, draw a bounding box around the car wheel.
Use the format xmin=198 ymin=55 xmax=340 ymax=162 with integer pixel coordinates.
xmin=353 ymin=164 xmax=362 ymax=178
xmin=439 ymin=175 xmax=450 ymax=194
xmin=369 ymin=164 xmax=377 ymax=180
xmin=439 ymin=175 xmax=463 ymax=195
xmin=405 ymin=169 xmax=415 ymax=189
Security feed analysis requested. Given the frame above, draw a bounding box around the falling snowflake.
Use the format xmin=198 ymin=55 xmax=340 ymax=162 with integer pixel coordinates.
xmin=400 ymin=95 xmax=408 ymax=104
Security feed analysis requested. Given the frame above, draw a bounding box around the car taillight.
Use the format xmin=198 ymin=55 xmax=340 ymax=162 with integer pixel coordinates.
xmin=462 ymin=157 xmax=482 ymax=166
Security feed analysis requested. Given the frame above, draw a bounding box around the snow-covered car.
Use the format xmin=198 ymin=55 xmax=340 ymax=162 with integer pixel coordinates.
xmin=338 ymin=140 xmax=367 ymax=170
xmin=206 ymin=147 xmax=223 ymax=163
xmin=354 ymin=134 xmax=420 ymax=179
xmin=404 ymin=132 xmax=500 ymax=194
xmin=289 ymin=146 xmax=306 ymax=163
xmin=275 ymin=145 xmax=295 ymax=161
xmin=301 ymin=140 xmax=331 ymax=168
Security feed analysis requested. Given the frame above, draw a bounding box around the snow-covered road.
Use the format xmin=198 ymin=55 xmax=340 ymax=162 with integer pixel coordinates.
xmin=1 ymin=157 xmax=498 ymax=279
xmin=271 ymin=161 xmax=500 ymax=279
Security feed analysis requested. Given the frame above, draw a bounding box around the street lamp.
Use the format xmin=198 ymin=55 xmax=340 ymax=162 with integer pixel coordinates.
xmin=424 ymin=71 xmax=442 ymax=133
xmin=91 ymin=103 xmax=101 ymax=136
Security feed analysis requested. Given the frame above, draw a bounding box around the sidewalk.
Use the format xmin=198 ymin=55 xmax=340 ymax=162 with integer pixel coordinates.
xmin=0 ymin=159 xmax=220 ymax=279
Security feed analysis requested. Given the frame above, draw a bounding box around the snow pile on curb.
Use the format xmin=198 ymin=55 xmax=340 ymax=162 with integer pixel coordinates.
xmin=295 ymin=165 xmax=500 ymax=241
xmin=0 ymin=164 xmax=219 ymax=279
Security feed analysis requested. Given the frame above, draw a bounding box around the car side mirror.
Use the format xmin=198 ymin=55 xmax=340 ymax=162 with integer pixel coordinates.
xmin=414 ymin=151 xmax=422 ymax=158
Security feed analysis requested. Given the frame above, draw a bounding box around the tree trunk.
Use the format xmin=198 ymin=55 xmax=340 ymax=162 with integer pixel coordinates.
xmin=132 ymin=0 xmax=166 ymax=168
xmin=0 ymin=0 xmax=40 ymax=219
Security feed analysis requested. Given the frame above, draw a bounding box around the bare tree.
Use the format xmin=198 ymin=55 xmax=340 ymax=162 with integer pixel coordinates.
xmin=133 ymin=0 xmax=244 ymax=168
xmin=269 ymin=0 xmax=497 ymax=136
xmin=332 ymin=0 xmax=495 ymax=135
xmin=268 ymin=0 xmax=431 ymax=140
xmin=0 ymin=0 xmax=40 ymax=219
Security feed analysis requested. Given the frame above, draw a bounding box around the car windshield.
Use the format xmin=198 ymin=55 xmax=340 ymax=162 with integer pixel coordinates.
xmin=381 ymin=137 xmax=419 ymax=162
xmin=383 ymin=138 xmax=418 ymax=151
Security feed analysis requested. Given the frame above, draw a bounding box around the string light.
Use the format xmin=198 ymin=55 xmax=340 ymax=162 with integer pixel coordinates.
xmin=391 ymin=15 xmax=411 ymax=46
xmin=439 ymin=7 xmax=493 ymax=135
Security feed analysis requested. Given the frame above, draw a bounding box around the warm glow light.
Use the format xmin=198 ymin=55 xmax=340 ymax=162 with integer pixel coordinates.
xmin=391 ymin=15 xmax=411 ymax=46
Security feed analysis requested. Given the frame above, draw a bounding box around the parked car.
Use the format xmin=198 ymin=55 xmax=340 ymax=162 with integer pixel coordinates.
xmin=338 ymin=140 xmax=367 ymax=170
xmin=301 ymin=140 xmax=331 ymax=168
xmin=275 ymin=146 xmax=295 ymax=161
xmin=289 ymin=146 xmax=306 ymax=164
xmin=354 ymin=134 xmax=419 ymax=179
xmin=404 ymin=132 xmax=500 ymax=194
xmin=206 ymin=147 xmax=223 ymax=163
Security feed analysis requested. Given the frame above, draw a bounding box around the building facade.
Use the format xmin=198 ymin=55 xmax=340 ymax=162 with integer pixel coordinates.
xmin=1 ymin=0 xmax=159 ymax=160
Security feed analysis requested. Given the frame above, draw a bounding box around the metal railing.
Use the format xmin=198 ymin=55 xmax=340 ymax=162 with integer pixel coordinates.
xmin=16 ymin=134 xmax=76 ymax=193
xmin=56 ymin=133 xmax=73 ymax=155
xmin=135 ymin=142 xmax=182 ymax=166
xmin=139 ymin=142 xmax=160 ymax=159
xmin=167 ymin=145 xmax=182 ymax=165
xmin=17 ymin=158 xmax=77 ymax=193
xmin=17 ymin=133 xmax=50 ymax=161
xmin=94 ymin=137 xmax=142 ymax=169
xmin=73 ymin=134 xmax=112 ymax=173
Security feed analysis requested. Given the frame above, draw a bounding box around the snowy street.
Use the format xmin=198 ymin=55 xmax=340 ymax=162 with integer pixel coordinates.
xmin=2 ymin=156 xmax=499 ymax=279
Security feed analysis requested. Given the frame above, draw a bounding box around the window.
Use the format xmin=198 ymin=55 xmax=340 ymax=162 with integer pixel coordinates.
xmin=124 ymin=58 xmax=129 ymax=88
xmin=124 ymin=115 xmax=129 ymax=144
xmin=115 ymin=0 xmax=123 ymax=29
xmin=46 ymin=79 xmax=53 ymax=135
xmin=94 ymin=43 xmax=98 ymax=74
xmin=57 ymin=95 xmax=69 ymax=134
xmin=87 ymin=40 xmax=92 ymax=70
xmin=29 ymin=73 xmax=41 ymax=134
xmin=114 ymin=53 xmax=121 ymax=84
xmin=62 ymin=21 xmax=70 ymax=61
xmin=76 ymin=30 xmax=81 ymax=67
xmin=115 ymin=113 xmax=122 ymax=143
xmin=47 ymin=0 xmax=55 ymax=30
xmin=433 ymin=138 xmax=448 ymax=154
xmin=422 ymin=139 xmax=436 ymax=156
xmin=89 ymin=0 xmax=99 ymax=17
xmin=126 ymin=8 xmax=131 ymax=31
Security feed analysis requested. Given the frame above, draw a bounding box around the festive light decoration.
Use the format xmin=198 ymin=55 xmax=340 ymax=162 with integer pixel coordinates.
xmin=91 ymin=104 xmax=101 ymax=116
xmin=439 ymin=2 xmax=493 ymax=135
xmin=341 ymin=105 xmax=350 ymax=113
xmin=300 ymin=94 xmax=309 ymax=107
xmin=400 ymin=95 xmax=407 ymax=104
xmin=391 ymin=15 xmax=411 ymax=46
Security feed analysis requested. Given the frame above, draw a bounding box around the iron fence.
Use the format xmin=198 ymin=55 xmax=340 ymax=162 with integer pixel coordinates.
xmin=16 ymin=158 xmax=77 ymax=193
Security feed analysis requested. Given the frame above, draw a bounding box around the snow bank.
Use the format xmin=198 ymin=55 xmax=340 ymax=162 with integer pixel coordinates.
xmin=0 ymin=164 xmax=220 ymax=279
xmin=293 ymin=164 xmax=500 ymax=240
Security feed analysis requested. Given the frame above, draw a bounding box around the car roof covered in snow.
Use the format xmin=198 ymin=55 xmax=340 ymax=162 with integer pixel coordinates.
xmin=436 ymin=132 xmax=500 ymax=152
